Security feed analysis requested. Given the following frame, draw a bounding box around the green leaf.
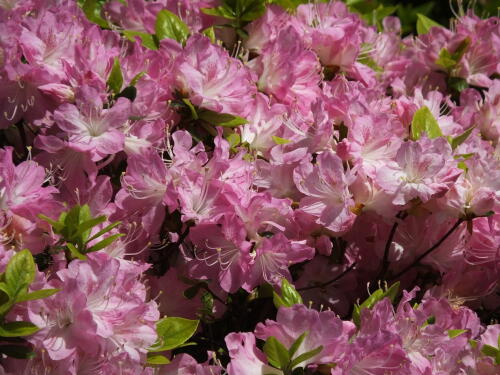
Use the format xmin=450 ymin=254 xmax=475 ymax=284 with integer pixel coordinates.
xmin=271 ymin=0 xmax=323 ymax=11
xmin=129 ymin=72 xmax=146 ymax=87
xmin=436 ymin=48 xmax=456 ymax=71
xmin=63 ymin=205 xmax=84 ymax=240
xmin=352 ymin=304 xmax=361 ymax=327
xmin=86 ymin=220 xmax=121 ymax=243
xmin=0 ymin=284 xmax=12 ymax=316
xmin=481 ymin=344 xmax=499 ymax=358
xmin=201 ymin=6 xmax=236 ymax=19
xmin=107 ymin=58 xmax=124 ymax=95
xmin=263 ymin=336 xmax=290 ymax=370
xmin=155 ymin=9 xmax=190 ymax=44
xmin=123 ymin=30 xmax=158 ymax=50
xmin=448 ymin=77 xmax=469 ymax=93
xmin=0 ymin=345 xmax=36 ymax=359
xmin=66 ymin=243 xmax=87 ymax=261
xmin=290 ymin=345 xmax=323 ymax=368
xmin=5 ymin=250 xmax=36 ymax=300
xmin=273 ymin=279 xmax=302 ymax=308
xmin=416 ymin=13 xmax=441 ymax=35
xmin=451 ymin=127 xmax=474 ymax=150
xmin=146 ymin=353 xmax=170 ymax=365
xmin=272 ymin=136 xmax=291 ymax=145
xmin=38 ymin=214 xmax=64 ymax=232
xmin=360 ymin=4 xmax=397 ymax=29
xmin=77 ymin=216 xmax=107 ymax=242
xmin=451 ymin=37 xmax=471 ymax=62
xmin=353 ymin=282 xmax=400 ymax=327
xmin=16 ymin=289 xmax=60 ymax=303
xmin=182 ymin=98 xmax=198 ymax=120
xmin=85 ymin=233 xmax=124 ymax=253
xmin=149 ymin=317 xmax=199 ymax=352
xmin=435 ymin=37 xmax=470 ymax=72
xmin=448 ymin=329 xmax=467 ymax=338
xmin=202 ymin=26 xmax=216 ymax=43
xmin=227 ymin=133 xmax=241 ymax=149
xmin=384 ymin=281 xmax=400 ymax=303
xmin=288 ymin=332 xmax=307 ymax=358
xmin=0 ymin=321 xmax=39 ymax=337
xmin=198 ymin=110 xmax=247 ymax=127
xmin=82 ymin=0 xmax=109 ymax=28
xmin=411 ymin=106 xmax=442 ymax=141
xmin=422 ymin=315 xmax=436 ymax=328
xmin=239 ymin=0 xmax=266 ymax=22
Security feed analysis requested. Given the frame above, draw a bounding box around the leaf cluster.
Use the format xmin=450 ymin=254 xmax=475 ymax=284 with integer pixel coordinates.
xmin=40 ymin=204 xmax=123 ymax=261
xmin=0 ymin=250 xmax=59 ymax=359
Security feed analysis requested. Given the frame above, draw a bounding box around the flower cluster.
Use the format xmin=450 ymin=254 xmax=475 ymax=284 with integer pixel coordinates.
xmin=0 ymin=0 xmax=498 ymax=374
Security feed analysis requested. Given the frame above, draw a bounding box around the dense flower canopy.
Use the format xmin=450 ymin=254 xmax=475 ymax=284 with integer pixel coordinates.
xmin=0 ymin=0 xmax=498 ymax=374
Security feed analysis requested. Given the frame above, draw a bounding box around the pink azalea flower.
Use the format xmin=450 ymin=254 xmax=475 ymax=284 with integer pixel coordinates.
xmin=245 ymin=5 xmax=298 ymax=53
xmin=297 ymin=1 xmax=363 ymax=69
xmin=248 ymin=26 xmax=321 ymax=114
xmin=189 ymin=215 xmax=253 ymax=293
xmin=240 ymin=92 xmax=287 ymax=155
xmin=465 ymin=215 xmax=500 ymax=267
xmin=162 ymin=353 xmax=222 ymax=375
xmin=27 ymin=252 xmax=159 ymax=366
xmin=243 ymin=233 xmax=314 ymax=290
xmin=176 ymin=34 xmax=257 ymax=117
xmin=255 ymin=304 xmax=355 ymax=368
xmin=18 ymin=6 xmax=85 ymax=80
xmin=376 ymin=137 xmax=461 ymax=206
xmin=225 ymin=332 xmax=283 ymax=375
xmin=293 ymin=151 xmax=356 ymax=233
xmin=337 ymin=114 xmax=402 ymax=177
xmin=53 ymin=87 xmax=130 ymax=161
xmin=443 ymin=155 xmax=499 ymax=217
xmin=0 ymin=147 xmax=59 ymax=221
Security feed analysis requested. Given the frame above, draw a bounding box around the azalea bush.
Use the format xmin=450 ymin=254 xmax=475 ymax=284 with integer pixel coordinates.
xmin=0 ymin=0 xmax=499 ymax=373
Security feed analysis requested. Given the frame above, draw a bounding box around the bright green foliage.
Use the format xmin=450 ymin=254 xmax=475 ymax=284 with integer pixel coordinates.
xmin=155 ymin=9 xmax=190 ymax=44
xmin=410 ymin=106 xmax=443 ymax=141
xmin=273 ymin=279 xmax=303 ymax=308
xmin=450 ymin=126 xmax=475 ymax=150
xmin=39 ymin=204 xmax=123 ymax=261
xmin=264 ymin=336 xmax=291 ymax=370
xmin=448 ymin=329 xmax=467 ymax=338
xmin=122 ymin=30 xmax=158 ymax=50
xmin=148 ymin=317 xmax=199 ymax=353
xmin=416 ymin=13 xmax=441 ymax=34
xmin=202 ymin=26 xmax=217 ymax=43
xmin=0 ymin=250 xmax=60 ymax=359
xmin=481 ymin=343 xmax=500 ymax=365
xmin=107 ymin=58 xmax=124 ymax=94
xmin=436 ymin=37 xmax=471 ymax=72
xmin=179 ymin=98 xmax=248 ymax=128
xmin=272 ymin=136 xmax=291 ymax=145
xmin=202 ymin=0 xmax=266 ymax=22
xmin=202 ymin=0 xmax=266 ymax=38
xmin=199 ymin=110 xmax=248 ymax=128
xmin=146 ymin=353 xmax=171 ymax=365
xmin=264 ymin=332 xmax=324 ymax=374
xmin=81 ymin=0 xmax=109 ymax=28
xmin=352 ymin=282 xmax=399 ymax=326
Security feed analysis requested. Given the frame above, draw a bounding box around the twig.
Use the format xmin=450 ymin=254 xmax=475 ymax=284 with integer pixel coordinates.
xmin=390 ymin=218 xmax=464 ymax=280
xmin=377 ymin=211 xmax=407 ymax=281
xmin=297 ymin=262 xmax=357 ymax=292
